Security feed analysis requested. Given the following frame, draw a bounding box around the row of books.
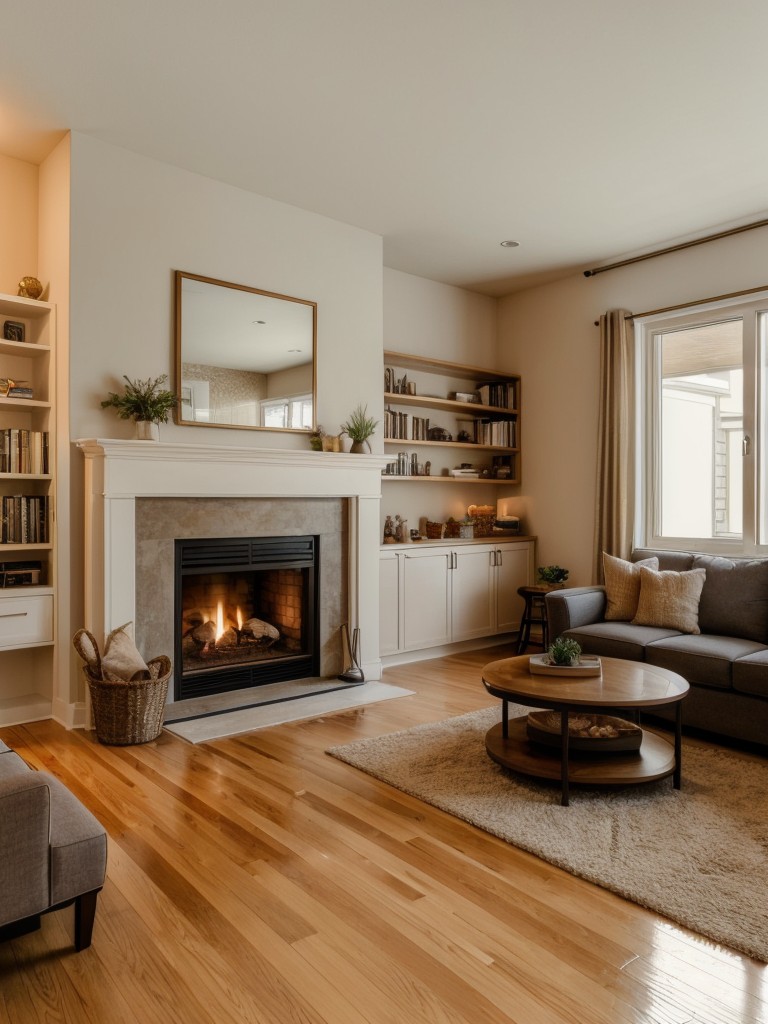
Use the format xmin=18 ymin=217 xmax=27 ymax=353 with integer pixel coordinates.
xmin=477 ymin=382 xmax=517 ymax=410
xmin=473 ymin=419 xmax=517 ymax=447
xmin=0 ymin=429 xmax=50 ymax=474
xmin=1 ymin=495 xmax=50 ymax=544
xmin=384 ymin=408 xmax=430 ymax=440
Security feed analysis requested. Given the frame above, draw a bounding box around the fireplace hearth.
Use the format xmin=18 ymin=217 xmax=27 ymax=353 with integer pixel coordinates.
xmin=175 ymin=535 xmax=319 ymax=700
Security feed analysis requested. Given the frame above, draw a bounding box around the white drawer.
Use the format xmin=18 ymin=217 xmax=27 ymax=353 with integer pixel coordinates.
xmin=0 ymin=594 xmax=53 ymax=649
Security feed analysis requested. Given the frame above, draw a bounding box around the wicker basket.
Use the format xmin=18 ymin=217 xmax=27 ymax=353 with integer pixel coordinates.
xmin=425 ymin=520 xmax=444 ymax=539
xmin=84 ymin=655 xmax=171 ymax=745
xmin=469 ymin=514 xmax=496 ymax=537
xmin=444 ymin=521 xmax=461 ymax=538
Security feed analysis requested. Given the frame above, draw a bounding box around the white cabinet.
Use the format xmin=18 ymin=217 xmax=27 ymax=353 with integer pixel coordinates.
xmin=380 ymin=539 xmax=534 ymax=656
xmin=0 ymin=593 xmax=53 ymax=649
xmin=0 ymin=293 xmax=57 ymax=724
xmin=379 ymin=549 xmax=401 ymax=656
xmin=451 ymin=546 xmax=495 ymax=641
xmin=401 ymin=547 xmax=451 ymax=651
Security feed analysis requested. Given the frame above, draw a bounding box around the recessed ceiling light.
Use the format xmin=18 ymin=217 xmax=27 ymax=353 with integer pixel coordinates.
xmin=252 ymin=320 xmax=267 ymax=325
xmin=500 ymin=240 xmax=520 ymax=248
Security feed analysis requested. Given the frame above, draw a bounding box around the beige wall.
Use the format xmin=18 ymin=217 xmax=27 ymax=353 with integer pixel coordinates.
xmin=498 ymin=227 xmax=768 ymax=586
xmin=384 ymin=267 xmax=497 ymax=365
xmin=382 ymin=267 xmax=506 ymax=531
xmin=0 ymin=153 xmax=38 ymax=294
xmin=68 ymin=132 xmax=383 ymax=445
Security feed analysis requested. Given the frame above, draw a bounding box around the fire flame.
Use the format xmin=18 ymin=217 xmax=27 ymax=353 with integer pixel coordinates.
xmin=236 ymin=607 xmax=243 ymax=630
xmin=215 ymin=601 xmax=225 ymax=641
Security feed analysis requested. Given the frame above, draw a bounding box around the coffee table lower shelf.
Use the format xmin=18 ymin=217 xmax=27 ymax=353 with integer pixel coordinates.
xmin=486 ymin=716 xmax=677 ymax=788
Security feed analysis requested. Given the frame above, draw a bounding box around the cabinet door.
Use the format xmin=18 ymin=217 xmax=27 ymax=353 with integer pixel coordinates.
xmin=495 ymin=542 xmax=534 ymax=634
xmin=401 ymin=548 xmax=451 ymax=651
xmin=451 ymin=546 xmax=495 ymax=641
xmin=379 ymin=550 xmax=401 ymax=655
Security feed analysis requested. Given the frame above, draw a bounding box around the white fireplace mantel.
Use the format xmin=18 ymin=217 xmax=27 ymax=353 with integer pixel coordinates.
xmin=77 ymin=439 xmax=392 ymax=683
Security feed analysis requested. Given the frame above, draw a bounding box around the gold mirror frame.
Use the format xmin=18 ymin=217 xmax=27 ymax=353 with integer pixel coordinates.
xmin=174 ymin=270 xmax=317 ymax=432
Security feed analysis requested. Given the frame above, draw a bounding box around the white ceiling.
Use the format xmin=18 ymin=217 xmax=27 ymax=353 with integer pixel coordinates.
xmin=3 ymin=0 xmax=768 ymax=297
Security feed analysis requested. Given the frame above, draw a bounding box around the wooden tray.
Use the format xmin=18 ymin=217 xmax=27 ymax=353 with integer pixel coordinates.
xmin=528 ymin=654 xmax=602 ymax=677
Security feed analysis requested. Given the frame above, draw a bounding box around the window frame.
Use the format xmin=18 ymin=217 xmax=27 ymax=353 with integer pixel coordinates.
xmin=636 ymin=291 xmax=766 ymax=556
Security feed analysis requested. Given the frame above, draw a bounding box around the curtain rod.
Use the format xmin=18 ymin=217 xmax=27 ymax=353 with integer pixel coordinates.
xmin=593 ymin=282 xmax=768 ymax=327
xmin=584 ymin=217 xmax=768 ymax=278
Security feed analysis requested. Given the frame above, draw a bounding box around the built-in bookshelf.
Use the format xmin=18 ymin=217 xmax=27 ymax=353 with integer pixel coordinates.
xmin=0 ymin=293 xmax=57 ymax=725
xmin=383 ymin=351 xmax=520 ymax=484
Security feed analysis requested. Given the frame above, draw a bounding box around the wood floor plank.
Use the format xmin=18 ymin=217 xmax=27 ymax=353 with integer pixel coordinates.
xmin=1 ymin=645 xmax=766 ymax=1024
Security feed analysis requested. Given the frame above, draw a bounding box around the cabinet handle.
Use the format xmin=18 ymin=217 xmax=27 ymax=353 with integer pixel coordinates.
xmin=496 ymin=549 xmax=503 ymax=566
xmin=490 ymin=550 xmax=496 ymax=567
xmin=0 ymin=611 xmax=29 ymax=618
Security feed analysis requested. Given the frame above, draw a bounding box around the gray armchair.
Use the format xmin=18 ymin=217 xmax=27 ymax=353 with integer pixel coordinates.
xmin=0 ymin=740 xmax=107 ymax=950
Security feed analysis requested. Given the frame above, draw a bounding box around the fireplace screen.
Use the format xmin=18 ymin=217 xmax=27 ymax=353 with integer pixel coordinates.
xmin=174 ymin=536 xmax=319 ymax=700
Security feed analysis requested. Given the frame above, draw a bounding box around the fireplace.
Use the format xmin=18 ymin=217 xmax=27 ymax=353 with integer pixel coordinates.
xmin=174 ymin=535 xmax=319 ymax=700
xmin=78 ymin=440 xmax=389 ymax=723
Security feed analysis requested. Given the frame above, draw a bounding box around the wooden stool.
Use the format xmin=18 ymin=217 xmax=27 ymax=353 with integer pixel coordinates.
xmin=516 ymin=585 xmax=551 ymax=654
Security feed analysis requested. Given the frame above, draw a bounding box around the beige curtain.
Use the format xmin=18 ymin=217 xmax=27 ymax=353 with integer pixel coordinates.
xmin=593 ymin=309 xmax=635 ymax=581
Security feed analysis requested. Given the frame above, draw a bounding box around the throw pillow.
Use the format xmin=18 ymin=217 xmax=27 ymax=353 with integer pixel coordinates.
xmin=603 ymin=552 xmax=660 ymax=621
xmin=632 ymin=566 xmax=707 ymax=634
xmin=102 ymin=621 xmax=150 ymax=681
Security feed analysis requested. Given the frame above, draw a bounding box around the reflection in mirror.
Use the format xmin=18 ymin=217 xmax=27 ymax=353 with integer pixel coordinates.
xmin=174 ymin=271 xmax=316 ymax=431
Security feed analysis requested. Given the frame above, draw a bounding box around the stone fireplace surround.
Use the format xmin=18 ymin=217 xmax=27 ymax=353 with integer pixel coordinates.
xmin=78 ymin=440 xmax=391 ymax=702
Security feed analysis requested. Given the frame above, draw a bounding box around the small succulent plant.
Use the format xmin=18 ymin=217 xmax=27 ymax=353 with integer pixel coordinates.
xmin=537 ymin=565 xmax=569 ymax=585
xmin=548 ymin=635 xmax=582 ymax=666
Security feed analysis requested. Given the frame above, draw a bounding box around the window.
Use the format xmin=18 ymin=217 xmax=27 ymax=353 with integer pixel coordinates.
xmin=637 ymin=292 xmax=768 ymax=555
xmin=259 ymin=395 xmax=313 ymax=430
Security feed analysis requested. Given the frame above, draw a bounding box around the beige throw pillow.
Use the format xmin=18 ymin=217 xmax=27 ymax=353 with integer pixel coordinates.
xmin=102 ymin=621 xmax=150 ymax=681
xmin=603 ymin=553 xmax=660 ymax=621
xmin=632 ymin=566 xmax=707 ymax=634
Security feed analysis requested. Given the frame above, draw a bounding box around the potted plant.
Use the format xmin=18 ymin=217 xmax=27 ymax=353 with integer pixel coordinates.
xmin=548 ymin=635 xmax=582 ymax=667
xmin=341 ymin=404 xmax=378 ymax=453
xmin=537 ymin=565 xmax=569 ymax=587
xmin=101 ymin=374 xmax=177 ymax=440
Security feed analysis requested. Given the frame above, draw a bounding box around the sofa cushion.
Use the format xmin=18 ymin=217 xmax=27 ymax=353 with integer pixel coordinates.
xmin=633 ymin=548 xmax=694 ymax=572
xmin=565 ymin=621 xmax=682 ymax=661
xmin=693 ymin=554 xmax=768 ymax=644
xmin=603 ymin=553 xmax=659 ymax=621
xmin=646 ymin=634 xmax=766 ymax=690
xmin=732 ymin=650 xmax=768 ymax=699
xmin=632 ymin=566 xmax=706 ymax=634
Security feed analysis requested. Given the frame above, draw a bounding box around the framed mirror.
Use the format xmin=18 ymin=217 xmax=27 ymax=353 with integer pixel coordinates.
xmin=174 ymin=271 xmax=317 ymax=431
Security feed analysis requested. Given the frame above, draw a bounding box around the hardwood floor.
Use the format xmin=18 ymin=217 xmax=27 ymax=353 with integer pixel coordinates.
xmin=2 ymin=645 xmax=767 ymax=1024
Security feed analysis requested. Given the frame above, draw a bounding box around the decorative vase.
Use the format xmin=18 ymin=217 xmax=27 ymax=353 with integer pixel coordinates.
xmin=18 ymin=276 xmax=43 ymax=300
xmin=135 ymin=420 xmax=159 ymax=441
xmin=349 ymin=440 xmax=370 ymax=454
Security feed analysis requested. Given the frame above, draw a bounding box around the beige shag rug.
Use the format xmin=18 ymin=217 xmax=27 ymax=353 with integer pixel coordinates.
xmin=328 ymin=705 xmax=768 ymax=963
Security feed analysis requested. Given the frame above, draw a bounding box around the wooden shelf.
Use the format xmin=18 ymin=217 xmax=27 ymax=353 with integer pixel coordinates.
xmin=384 ymin=350 xmax=517 ymax=383
xmin=0 ymin=473 xmax=52 ymax=481
xmin=384 ymin=392 xmax=517 ymax=416
xmin=382 ymin=476 xmax=519 ymax=485
xmin=384 ymin=438 xmax=518 ymax=453
xmin=0 ymin=339 xmax=50 ymax=358
xmin=0 ymin=396 xmax=50 ymax=410
xmin=383 ymin=350 xmax=520 ymax=483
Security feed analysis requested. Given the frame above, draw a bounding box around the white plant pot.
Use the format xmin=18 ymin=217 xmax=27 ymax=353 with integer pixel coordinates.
xmin=135 ymin=420 xmax=160 ymax=441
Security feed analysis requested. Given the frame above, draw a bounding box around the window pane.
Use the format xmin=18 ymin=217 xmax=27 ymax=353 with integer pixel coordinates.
xmin=658 ymin=320 xmax=742 ymax=540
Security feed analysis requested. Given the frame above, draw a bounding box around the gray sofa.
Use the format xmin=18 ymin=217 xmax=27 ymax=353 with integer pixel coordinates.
xmin=546 ymin=549 xmax=768 ymax=748
xmin=0 ymin=740 xmax=107 ymax=949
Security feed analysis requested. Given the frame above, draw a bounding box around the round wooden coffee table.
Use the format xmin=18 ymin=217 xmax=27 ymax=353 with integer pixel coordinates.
xmin=482 ymin=655 xmax=690 ymax=805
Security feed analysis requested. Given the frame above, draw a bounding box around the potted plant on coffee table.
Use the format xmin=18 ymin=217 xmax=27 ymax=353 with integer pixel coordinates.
xmin=101 ymin=374 xmax=177 ymax=440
